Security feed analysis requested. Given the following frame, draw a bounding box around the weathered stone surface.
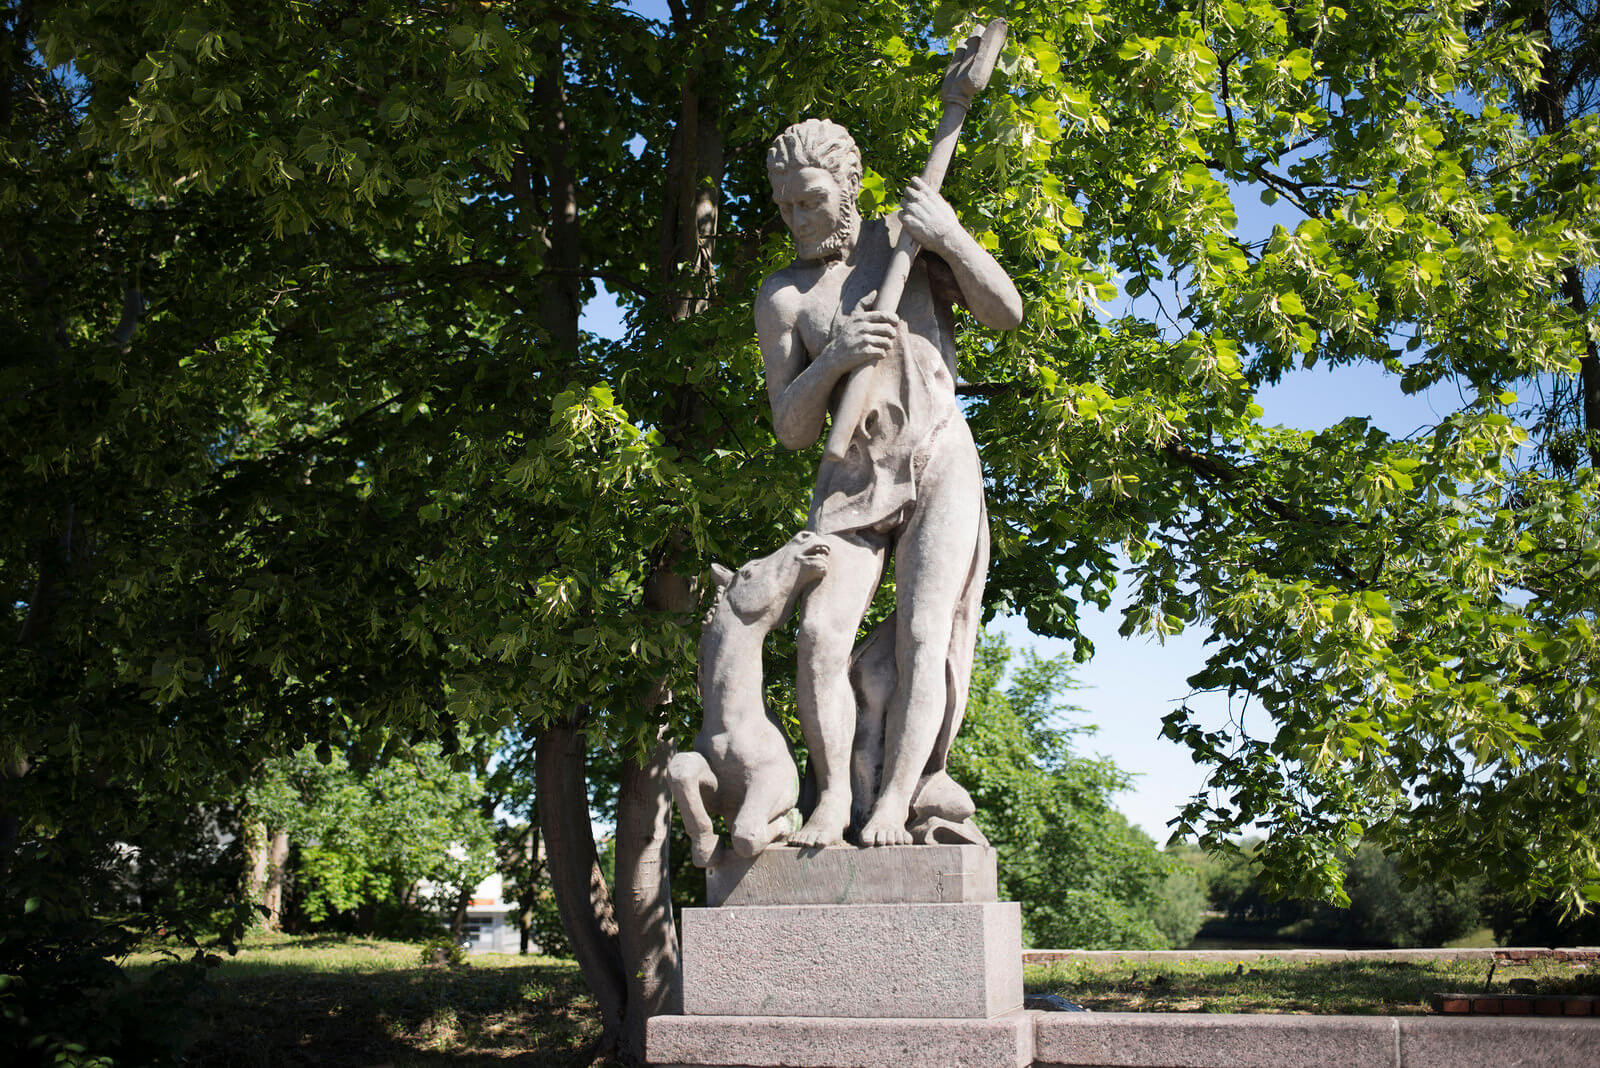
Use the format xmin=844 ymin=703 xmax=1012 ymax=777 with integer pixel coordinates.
xmin=681 ymin=901 xmax=1021 ymax=1019
xmin=1397 ymin=1016 xmax=1600 ymax=1066
xmin=707 ymin=843 xmax=997 ymax=906
xmin=646 ymin=1010 xmax=1034 ymax=1068
xmin=1033 ymin=1012 xmax=1395 ymax=1068
xmin=1033 ymin=1012 xmax=1600 ymax=1068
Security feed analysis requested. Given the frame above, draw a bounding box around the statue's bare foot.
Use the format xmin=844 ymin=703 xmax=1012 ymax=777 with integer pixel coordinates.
xmin=790 ymin=794 xmax=848 ymax=847
xmin=858 ymin=806 xmax=914 ymax=846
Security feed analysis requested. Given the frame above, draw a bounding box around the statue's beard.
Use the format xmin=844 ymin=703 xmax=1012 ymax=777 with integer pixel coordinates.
xmin=799 ymin=198 xmax=859 ymax=262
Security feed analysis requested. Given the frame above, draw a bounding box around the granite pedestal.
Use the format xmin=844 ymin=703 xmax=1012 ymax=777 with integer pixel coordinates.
xmin=649 ymin=845 xmax=1027 ymax=1067
xmin=708 ymin=842 xmax=999 ymax=906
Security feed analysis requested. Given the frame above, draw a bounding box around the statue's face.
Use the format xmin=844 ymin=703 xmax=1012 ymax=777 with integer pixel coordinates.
xmin=771 ymin=166 xmax=857 ymax=261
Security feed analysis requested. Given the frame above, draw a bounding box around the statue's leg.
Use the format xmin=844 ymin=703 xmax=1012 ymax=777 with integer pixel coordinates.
xmin=848 ymin=615 xmax=896 ymax=830
xmin=791 ymin=531 xmax=885 ymax=847
xmin=859 ymin=433 xmax=983 ymax=847
xmin=668 ymin=750 xmax=722 ymax=867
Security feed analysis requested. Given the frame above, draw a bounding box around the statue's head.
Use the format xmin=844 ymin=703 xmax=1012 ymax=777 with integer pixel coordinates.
xmin=767 ymin=119 xmax=862 ymax=262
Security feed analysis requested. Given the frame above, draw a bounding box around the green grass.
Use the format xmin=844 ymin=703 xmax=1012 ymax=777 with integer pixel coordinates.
xmin=1025 ymin=955 xmax=1600 ymax=1014
xmin=127 ymin=934 xmax=1600 ymax=1063
xmin=130 ymin=932 xmax=606 ymax=1067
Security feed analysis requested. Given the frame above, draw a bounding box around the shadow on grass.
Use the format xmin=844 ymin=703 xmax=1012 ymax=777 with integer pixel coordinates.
xmin=181 ymin=958 xmax=609 ymax=1067
xmin=1028 ymin=958 xmax=1600 ymax=1015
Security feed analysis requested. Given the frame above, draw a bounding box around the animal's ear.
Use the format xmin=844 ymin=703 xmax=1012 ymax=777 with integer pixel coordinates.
xmin=711 ymin=563 xmax=735 ymax=588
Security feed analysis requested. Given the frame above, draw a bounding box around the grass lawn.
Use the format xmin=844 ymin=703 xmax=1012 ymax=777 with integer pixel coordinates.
xmin=127 ymin=934 xmax=1600 ymax=1064
xmin=129 ymin=932 xmax=606 ymax=1066
xmin=1025 ymin=955 xmax=1600 ymax=1014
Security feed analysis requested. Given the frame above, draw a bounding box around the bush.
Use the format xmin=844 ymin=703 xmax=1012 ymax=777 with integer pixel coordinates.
xmin=1028 ymin=889 xmax=1167 ymax=950
xmin=1151 ymin=864 xmax=1208 ymax=948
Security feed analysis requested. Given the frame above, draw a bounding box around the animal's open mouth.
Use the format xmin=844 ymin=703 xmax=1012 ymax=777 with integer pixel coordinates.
xmin=798 ymin=539 xmax=831 ymax=572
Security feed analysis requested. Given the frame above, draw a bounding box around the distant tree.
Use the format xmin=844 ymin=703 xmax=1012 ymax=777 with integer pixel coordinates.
xmin=246 ymin=743 xmax=497 ymax=936
xmin=1151 ymin=863 xmax=1209 ymax=948
xmin=1486 ymin=891 xmax=1600 ymax=946
xmin=952 ymin=630 xmax=1202 ymax=948
xmin=1293 ymin=844 xmax=1484 ymax=947
xmin=1193 ymin=838 xmax=1482 ymax=946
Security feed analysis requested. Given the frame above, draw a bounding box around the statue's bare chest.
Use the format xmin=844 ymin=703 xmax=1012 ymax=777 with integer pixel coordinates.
xmin=793 ymin=250 xmax=889 ymax=361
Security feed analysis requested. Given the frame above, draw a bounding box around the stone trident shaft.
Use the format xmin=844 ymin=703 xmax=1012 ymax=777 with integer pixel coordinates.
xmin=822 ymin=19 xmax=1008 ymax=462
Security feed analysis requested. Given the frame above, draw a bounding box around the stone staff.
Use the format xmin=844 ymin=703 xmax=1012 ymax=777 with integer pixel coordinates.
xmin=822 ymin=18 xmax=1008 ymax=462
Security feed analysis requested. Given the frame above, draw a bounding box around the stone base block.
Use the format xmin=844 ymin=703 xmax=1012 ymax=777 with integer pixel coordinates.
xmin=681 ymin=901 xmax=1021 ymax=1019
xmin=1032 ymin=1012 xmax=1600 ymax=1068
xmin=647 ymin=1010 xmax=1035 ymax=1068
xmin=709 ymin=844 xmax=998 ymax=907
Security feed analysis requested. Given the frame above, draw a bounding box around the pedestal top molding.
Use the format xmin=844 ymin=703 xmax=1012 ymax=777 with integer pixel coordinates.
xmin=708 ymin=843 xmax=999 ymax=907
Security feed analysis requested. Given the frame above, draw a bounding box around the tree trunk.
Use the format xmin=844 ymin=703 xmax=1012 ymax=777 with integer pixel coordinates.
xmin=261 ymin=830 xmax=289 ymax=931
xmin=537 ymin=718 xmax=627 ymax=1053
xmin=517 ymin=818 xmax=542 ymax=954
xmin=242 ymin=818 xmax=268 ymax=924
xmin=1560 ymin=266 xmax=1600 ymax=469
xmin=614 ymin=734 xmax=684 ymax=1059
xmin=449 ymin=884 xmax=471 ymax=940
xmin=1520 ymin=2 xmax=1599 ymax=469
xmin=531 ymin=34 xmax=582 ymax=360
xmin=602 ymin=14 xmax=731 ymax=1061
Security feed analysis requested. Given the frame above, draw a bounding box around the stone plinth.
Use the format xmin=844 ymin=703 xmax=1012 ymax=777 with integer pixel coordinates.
xmin=648 ymin=1011 xmax=1035 ymax=1068
xmin=709 ymin=843 xmax=998 ymax=907
xmin=681 ymin=900 xmax=1022 ymax=1019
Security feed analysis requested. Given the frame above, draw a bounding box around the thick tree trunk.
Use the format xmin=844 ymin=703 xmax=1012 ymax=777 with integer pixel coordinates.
xmin=532 ymin=35 xmax=582 ymax=359
xmin=1522 ymin=2 xmax=1599 ymax=470
xmin=657 ymin=68 xmax=725 ymax=320
xmin=449 ymin=885 xmax=471 ymax=939
xmin=614 ymin=735 xmax=683 ymax=1059
xmin=537 ymin=719 xmax=627 ymax=1053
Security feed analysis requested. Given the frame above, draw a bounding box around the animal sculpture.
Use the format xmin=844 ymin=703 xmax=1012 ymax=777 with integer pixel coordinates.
xmin=669 ymin=530 xmax=832 ymax=867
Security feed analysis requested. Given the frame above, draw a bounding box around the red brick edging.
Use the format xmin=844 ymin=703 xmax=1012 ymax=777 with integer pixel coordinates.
xmin=1431 ymin=993 xmax=1600 ymax=1016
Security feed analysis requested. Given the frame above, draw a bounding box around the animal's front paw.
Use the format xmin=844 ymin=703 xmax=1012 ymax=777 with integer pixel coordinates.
xmin=691 ymin=833 xmax=723 ymax=868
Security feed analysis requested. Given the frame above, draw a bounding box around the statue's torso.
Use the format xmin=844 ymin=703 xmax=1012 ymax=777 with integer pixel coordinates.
xmin=781 ymin=219 xmax=966 ymax=536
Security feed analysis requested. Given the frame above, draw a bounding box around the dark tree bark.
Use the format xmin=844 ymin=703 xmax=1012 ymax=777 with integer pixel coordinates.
xmin=520 ymin=9 xmax=729 ymax=1060
xmin=515 ymin=818 xmax=542 ymax=955
xmin=1561 ymin=265 xmax=1600 ymax=468
xmin=536 ymin=718 xmax=627 ymax=1053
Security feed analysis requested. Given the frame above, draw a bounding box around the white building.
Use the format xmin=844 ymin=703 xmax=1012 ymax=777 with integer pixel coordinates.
xmin=456 ymin=871 xmax=519 ymax=954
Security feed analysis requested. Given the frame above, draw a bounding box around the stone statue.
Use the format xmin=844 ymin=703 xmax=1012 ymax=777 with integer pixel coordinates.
xmin=668 ymin=531 xmax=833 ymax=866
xmin=756 ymin=117 xmax=1021 ymax=848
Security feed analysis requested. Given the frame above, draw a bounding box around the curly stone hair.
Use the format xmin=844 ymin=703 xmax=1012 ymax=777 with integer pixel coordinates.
xmin=767 ymin=118 xmax=863 ymax=195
